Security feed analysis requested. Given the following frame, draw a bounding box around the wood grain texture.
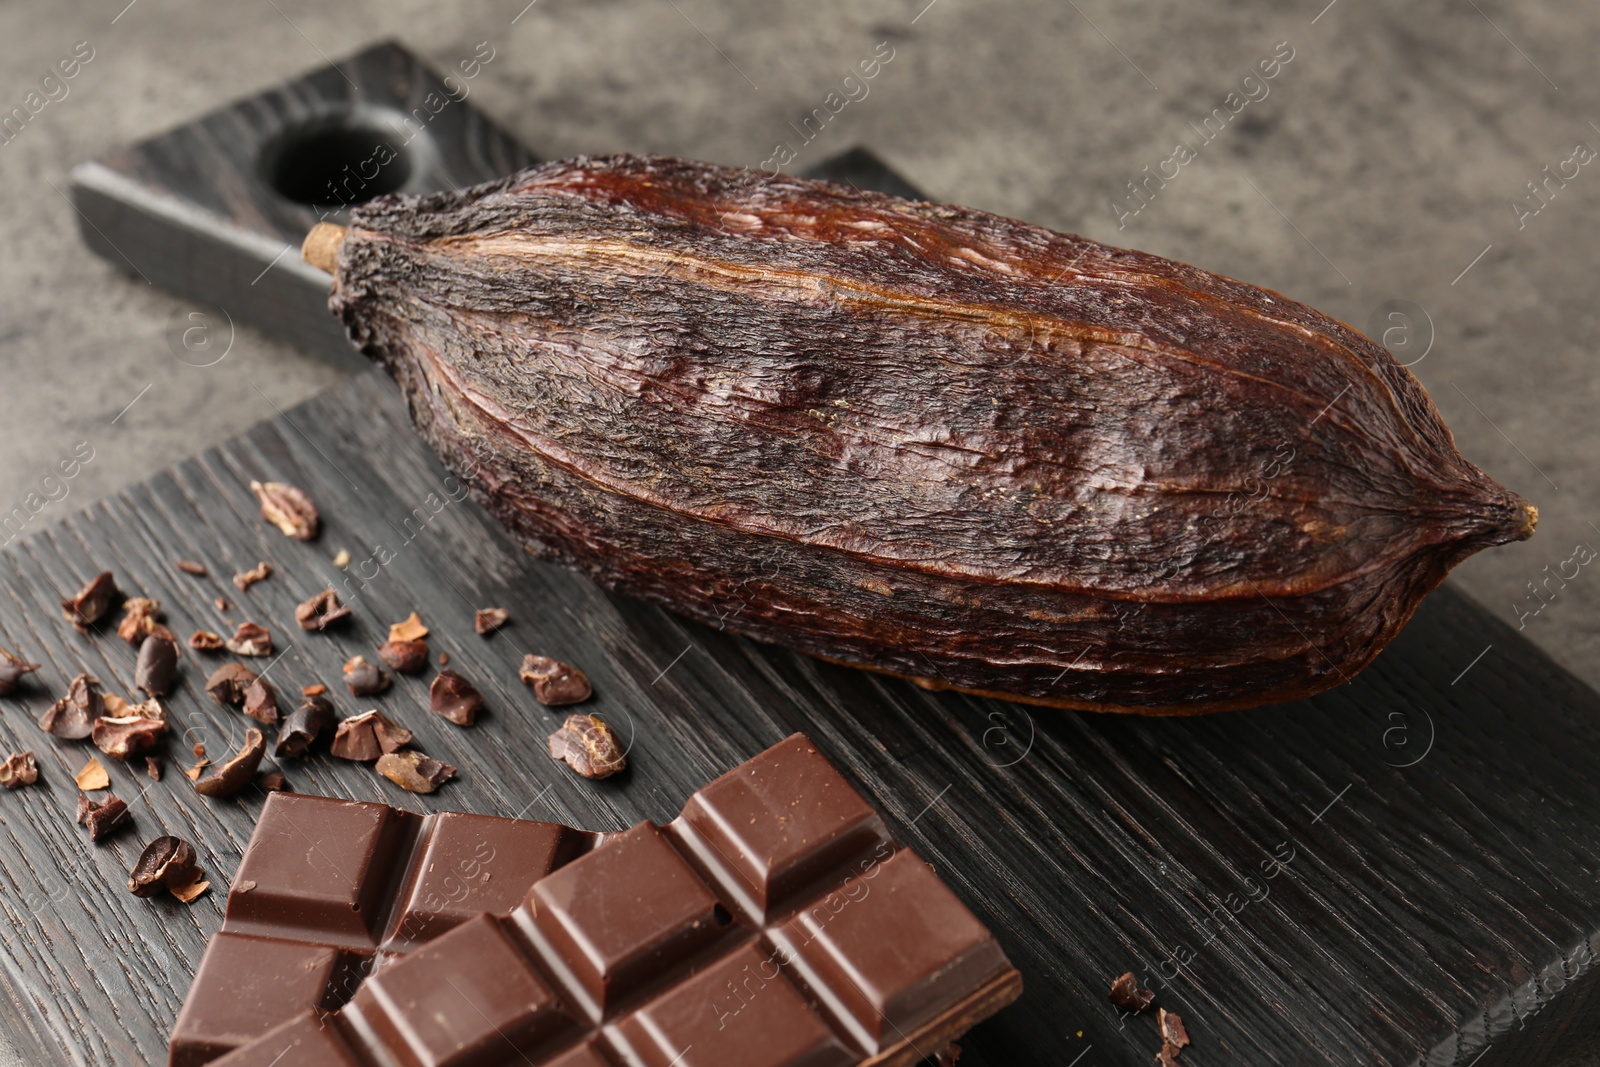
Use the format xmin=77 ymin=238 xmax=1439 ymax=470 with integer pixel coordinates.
xmin=0 ymin=370 xmax=1594 ymax=1066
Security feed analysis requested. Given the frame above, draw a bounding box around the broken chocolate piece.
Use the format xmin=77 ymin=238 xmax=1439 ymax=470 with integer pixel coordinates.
xmin=40 ymin=673 xmax=103 ymax=739
xmin=0 ymin=648 xmax=40 ymax=696
xmin=249 ymin=480 xmax=319 ymax=541
xmin=1109 ymin=971 xmax=1155 ymax=1014
xmin=375 ymin=749 xmax=456 ymax=794
xmin=135 ymin=633 xmax=179 ymax=697
xmin=224 ymin=621 xmax=273 ymax=657
xmin=76 ymin=794 xmax=129 ymax=841
xmin=232 ymin=562 xmax=272 ymax=592
xmin=519 ymin=653 xmax=592 ymax=706
xmin=242 ymin=678 xmax=281 ymax=725
xmin=548 ymin=713 xmax=626 ymax=779
xmin=428 ymin=669 xmax=482 ymax=727
xmin=474 ymin=607 xmax=508 ymax=635
xmin=330 ymin=709 xmax=412 ymax=762
xmin=293 ymin=588 xmax=351 ymax=631
xmin=128 ymin=836 xmax=201 ymax=898
xmin=0 ymin=752 xmax=38 ymax=789
xmin=194 ymin=729 xmax=266 ymax=798
xmin=189 ymin=630 xmax=225 ymax=652
xmin=205 ymin=663 xmax=259 ymax=706
xmin=377 ymin=638 xmax=428 ymax=674
xmin=274 ymin=694 xmax=334 ymax=759
xmin=61 ymin=571 xmax=118 ymax=632
xmin=342 ymin=655 xmax=390 ymax=696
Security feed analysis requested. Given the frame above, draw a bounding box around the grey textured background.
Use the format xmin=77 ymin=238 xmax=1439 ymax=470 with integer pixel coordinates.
xmin=1 ymin=0 xmax=1597 ymax=1062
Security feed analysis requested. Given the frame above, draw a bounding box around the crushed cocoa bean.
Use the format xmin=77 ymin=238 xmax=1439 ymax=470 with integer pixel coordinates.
xmin=92 ymin=714 xmax=168 ymax=761
xmin=330 ymin=710 xmax=412 ymax=762
xmin=205 ymin=663 xmax=258 ymax=706
xmin=548 ymin=714 xmax=626 ymax=779
xmin=375 ymin=749 xmax=457 ymax=794
xmin=232 ymin=562 xmax=272 ymax=592
xmin=61 ymin=571 xmax=118 ymax=632
xmin=249 ymin=480 xmax=319 ymax=541
xmin=519 ymin=654 xmax=592 ymax=706
xmin=189 ymin=630 xmax=225 ymax=652
xmin=274 ymin=694 xmax=334 ymax=759
xmin=117 ymin=597 xmax=165 ymax=644
xmin=1108 ymin=972 xmax=1155 ymax=1014
xmin=342 ymin=655 xmax=390 ymax=696
xmin=0 ymin=648 xmax=40 ymax=696
xmin=145 ymin=756 xmax=162 ymax=781
xmin=0 ymin=752 xmax=39 ymax=789
xmin=76 ymin=794 xmax=129 ymax=842
xmin=224 ymin=621 xmax=273 ymax=657
xmin=242 ymin=677 xmax=281 ymax=725
xmin=474 ymin=607 xmax=509 ymax=635
xmin=254 ymin=768 xmax=289 ymax=792
xmin=387 ymin=612 xmax=428 ymax=643
xmin=75 ymin=757 xmax=110 ymax=791
xmin=193 ymin=729 xmax=265 ymax=798
xmin=128 ymin=836 xmax=201 ymax=898
xmin=174 ymin=559 xmax=207 ymax=577
xmin=40 ymin=674 xmax=103 ymax=739
xmin=377 ymin=638 xmax=428 ymax=674
xmin=428 ymin=669 xmax=482 ymax=727
xmin=135 ymin=633 xmax=179 ymax=697
xmin=294 ymin=588 xmax=351 ymax=631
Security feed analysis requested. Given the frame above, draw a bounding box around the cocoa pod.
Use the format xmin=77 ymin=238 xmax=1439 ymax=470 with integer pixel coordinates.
xmin=309 ymin=154 xmax=1535 ymax=714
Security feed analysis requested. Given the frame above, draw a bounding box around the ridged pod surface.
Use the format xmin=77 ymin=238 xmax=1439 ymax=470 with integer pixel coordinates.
xmin=317 ymin=154 xmax=1535 ymax=714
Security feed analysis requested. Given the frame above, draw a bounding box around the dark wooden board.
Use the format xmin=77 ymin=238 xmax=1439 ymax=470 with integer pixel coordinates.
xmin=0 ymin=369 xmax=1597 ymax=1067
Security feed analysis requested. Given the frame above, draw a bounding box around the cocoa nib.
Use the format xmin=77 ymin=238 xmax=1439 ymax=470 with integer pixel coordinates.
xmin=117 ymin=597 xmax=170 ymax=645
xmin=249 ymin=480 xmax=319 ymax=541
xmin=189 ymin=630 xmax=225 ymax=652
xmin=128 ymin=836 xmax=201 ymax=898
xmin=174 ymin=559 xmax=207 ymax=577
xmin=342 ymin=655 xmax=390 ymax=696
xmin=428 ymin=670 xmax=482 ymax=726
xmin=330 ymin=710 xmax=412 ymax=762
xmin=294 ymin=588 xmax=351 ymax=631
xmin=376 ymin=749 xmax=457 ymax=794
xmin=255 ymin=768 xmax=288 ymax=792
xmin=76 ymin=794 xmax=130 ymax=842
xmin=1156 ymin=1008 xmax=1190 ymax=1066
xmin=232 ymin=562 xmax=272 ymax=592
xmin=387 ymin=612 xmax=428 ymax=643
xmin=0 ymin=648 xmax=40 ymax=696
xmin=474 ymin=607 xmax=508 ymax=635
xmin=135 ymin=633 xmax=180 ymax=697
xmin=377 ymin=638 xmax=428 ymax=674
xmin=274 ymin=694 xmax=334 ymax=759
xmin=145 ymin=756 xmax=162 ymax=781
xmin=224 ymin=621 xmax=273 ymax=657
xmin=61 ymin=571 xmax=118 ymax=632
xmin=932 ymin=1044 xmax=962 ymax=1067
xmin=548 ymin=714 xmax=626 ymax=779
xmin=1108 ymin=972 xmax=1154 ymax=1014
xmin=40 ymin=673 xmax=104 ymax=739
xmin=0 ymin=752 xmax=39 ymax=789
xmin=302 ymin=683 xmax=327 ymax=697
xmin=519 ymin=654 xmax=592 ymax=706
xmin=205 ymin=663 xmax=259 ymax=706
xmin=242 ymin=677 xmax=281 ymax=725
xmin=193 ymin=729 xmax=266 ymax=798
xmin=92 ymin=708 xmax=168 ymax=761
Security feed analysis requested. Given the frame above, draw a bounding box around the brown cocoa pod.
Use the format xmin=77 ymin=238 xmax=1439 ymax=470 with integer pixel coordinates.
xmin=313 ymin=154 xmax=1536 ymax=714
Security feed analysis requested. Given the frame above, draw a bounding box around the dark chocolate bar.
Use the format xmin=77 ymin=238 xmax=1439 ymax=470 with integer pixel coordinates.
xmin=208 ymin=735 xmax=1022 ymax=1067
xmin=169 ymin=795 xmax=600 ymax=1066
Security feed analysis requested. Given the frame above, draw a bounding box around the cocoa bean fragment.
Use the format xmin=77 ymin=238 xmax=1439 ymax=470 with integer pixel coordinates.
xmin=189 ymin=630 xmax=225 ymax=652
xmin=330 ymin=710 xmax=412 ymax=762
xmin=342 ymin=655 xmax=390 ymax=696
xmin=40 ymin=674 xmax=103 ymax=739
xmin=274 ymin=694 xmax=334 ymax=759
xmin=249 ymin=480 xmax=320 ymax=541
xmin=193 ymin=729 xmax=266 ymax=798
xmin=135 ymin=633 xmax=179 ymax=697
xmin=0 ymin=752 xmax=38 ymax=789
xmin=128 ymin=836 xmax=200 ymax=898
xmin=548 ymin=714 xmax=625 ymax=779
xmin=294 ymin=588 xmax=351 ymax=631
xmin=1157 ymin=1008 xmax=1190 ymax=1065
xmin=302 ymin=683 xmax=327 ymax=697
xmin=255 ymin=769 xmax=289 ymax=792
xmin=474 ymin=607 xmax=508 ymax=635
xmin=117 ymin=597 xmax=168 ymax=645
xmin=92 ymin=714 xmax=167 ymax=761
xmin=76 ymin=757 xmax=110 ymax=791
xmin=232 ymin=562 xmax=272 ymax=592
xmin=1108 ymin=972 xmax=1154 ymax=1014
xmin=61 ymin=571 xmax=118 ymax=632
xmin=76 ymin=794 xmax=129 ymax=841
xmin=375 ymin=749 xmax=456 ymax=794
xmin=0 ymin=648 xmax=40 ymax=696
xmin=519 ymin=654 xmax=592 ymax=706
xmin=323 ymin=155 xmax=1538 ymax=714
xmin=174 ymin=560 xmax=207 ymax=577
xmin=387 ymin=613 xmax=428 ymax=643
xmin=224 ymin=621 xmax=273 ymax=657
xmin=205 ymin=663 xmax=258 ymax=706
xmin=377 ymin=638 xmax=428 ymax=674
xmin=428 ymin=669 xmax=482 ymax=726
xmin=242 ymin=678 xmax=281 ymax=725
xmin=145 ymin=756 xmax=162 ymax=781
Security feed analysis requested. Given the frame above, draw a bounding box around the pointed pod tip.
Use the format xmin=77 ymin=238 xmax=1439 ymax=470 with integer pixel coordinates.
xmin=1521 ymin=501 xmax=1539 ymax=537
xmin=302 ymin=223 xmax=348 ymax=277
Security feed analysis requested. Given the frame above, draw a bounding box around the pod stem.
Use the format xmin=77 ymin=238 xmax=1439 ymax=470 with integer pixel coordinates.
xmin=302 ymin=223 xmax=348 ymax=276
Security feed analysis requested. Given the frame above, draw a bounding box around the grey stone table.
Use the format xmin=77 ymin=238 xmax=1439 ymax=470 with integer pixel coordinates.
xmin=1 ymin=0 xmax=1597 ymax=1064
